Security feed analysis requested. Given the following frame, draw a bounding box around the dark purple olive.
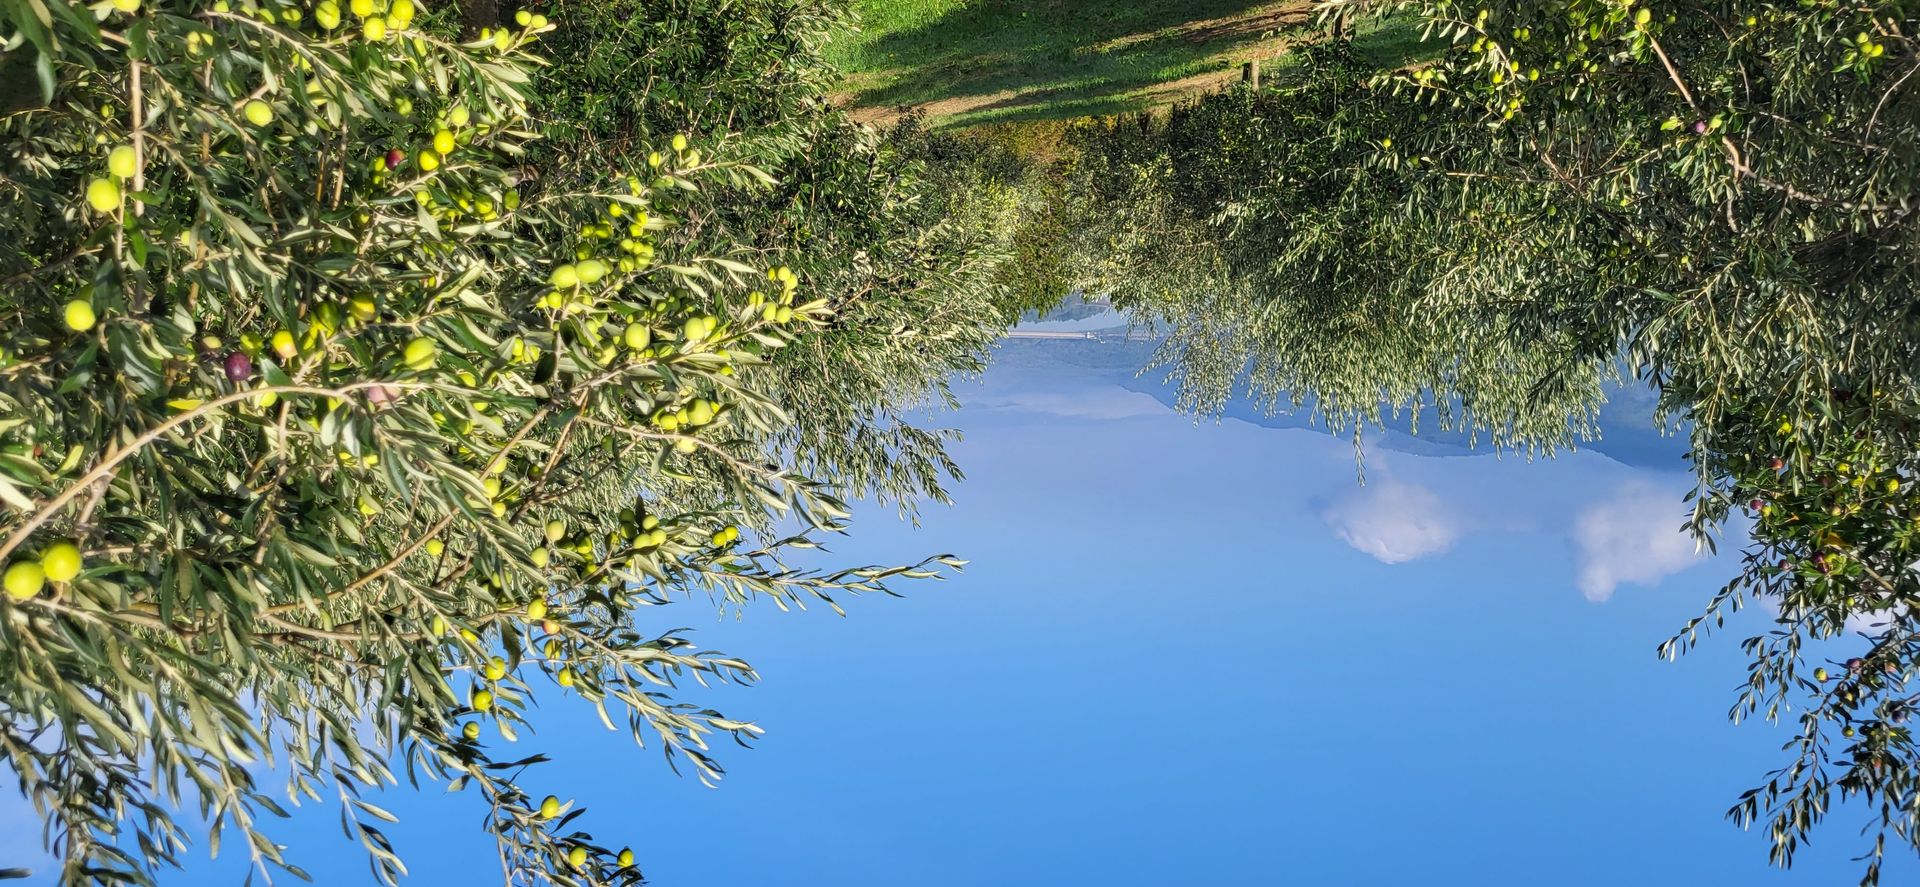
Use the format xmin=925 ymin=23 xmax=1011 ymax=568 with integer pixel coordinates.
xmin=223 ymin=351 xmax=253 ymax=382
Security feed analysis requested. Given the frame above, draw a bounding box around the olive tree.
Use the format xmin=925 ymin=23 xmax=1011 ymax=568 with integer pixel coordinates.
xmin=0 ymin=1 xmax=955 ymax=884
xmin=524 ymin=0 xmax=1016 ymax=515
xmin=1060 ymin=1 xmax=1920 ymax=879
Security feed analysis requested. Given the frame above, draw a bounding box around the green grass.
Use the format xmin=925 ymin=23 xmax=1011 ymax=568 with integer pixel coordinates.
xmin=830 ymin=0 xmax=1300 ymax=127
xmin=830 ymin=0 xmax=1432 ymax=128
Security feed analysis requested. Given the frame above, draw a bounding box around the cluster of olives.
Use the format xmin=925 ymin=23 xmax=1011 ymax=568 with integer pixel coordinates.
xmin=572 ymin=202 xmax=657 ymax=274
xmin=614 ymin=504 xmax=671 ymax=552
xmin=3 ymin=541 xmax=83 ymax=602
xmin=369 ymin=104 xmax=495 ymax=190
xmin=331 ymin=0 xmax=417 ymax=42
xmin=412 ymin=183 xmax=519 ymax=229
xmin=83 ymin=144 xmax=139 ymax=215
xmin=751 ymin=266 xmax=802 ymax=323
xmin=475 ymin=9 xmax=553 ymax=54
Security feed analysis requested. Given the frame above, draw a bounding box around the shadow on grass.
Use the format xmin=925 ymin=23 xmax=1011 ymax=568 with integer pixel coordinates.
xmin=922 ymin=15 xmax=1439 ymax=128
xmin=852 ymin=0 xmax=1307 ymax=116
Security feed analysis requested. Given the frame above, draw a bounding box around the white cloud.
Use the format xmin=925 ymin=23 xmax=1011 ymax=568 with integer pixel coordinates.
xmin=1570 ymin=482 xmax=1708 ymax=602
xmin=1320 ymin=480 xmax=1461 ymax=564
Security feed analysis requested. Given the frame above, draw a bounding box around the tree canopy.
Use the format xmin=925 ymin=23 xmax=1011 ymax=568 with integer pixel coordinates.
xmin=0 ymin=1 xmax=979 ymax=883
xmin=1056 ymin=1 xmax=1920 ymax=880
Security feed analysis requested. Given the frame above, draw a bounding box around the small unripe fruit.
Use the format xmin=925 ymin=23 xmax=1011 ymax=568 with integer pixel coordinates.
xmin=671 ymin=133 xmax=688 ymax=153
xmin=483 ymin=657 xmax=507 ymax=681
xmin=243 ymin=100 xmax=274 ymax=127
xmin=403 ymin=337 xmax=437 ymax=370
xmin=5 ymin=561 xmax=45 ymax=601
xmin=86 ymin=178 xmax=121 ymax=212
xmin=64 ymin=299 xmax=97 ymax=332
xmin=433 ymin=129 xmax=455 ymax=155
xmin=624 ymin=324 xmax=651 ymax=350
xmin=448 ymin=106 xmax=471 ymax=127
xmin=568 ymin=847 xmax=588 ymax=868
xmin=539 ymin=795 xmax=561 ymax=819
xmin=515 ymin=10 xmax=532 ymax=25
xmin=425 ymin=538 xmax=445 ymax=557
xmin=316 ymin=1 xmax=341 ymax=28
xmin=545 ymin=519 xmax=566 ymax=542
xmin=471 ymin=689 xmax=494 ymax=712
xmin=527 ymin=599 xmax=548 ymax=620
xmin=462 ymin=721 xmax=480 ymax=740
xmin=111 ymin=0 xmax=139 ymax=11
xmin=107 ymin=145 xmax=138 ymax=179
xmin=363 ymin=17 xmax=386 ymax=40
xmin=530 ymin=547 xmax=550 ymax=569
xmin=550 ymin=264 xmax=580 ymax=288
xmin=575 ymin=259 xmax=608 ymax=284
xmin=557 ymin=667 xmax=575 ymax=687
xmin=617 ymin=848 xmax=634 ymax=868
xmin=1815 ymin=667 xmax=1830 ymax=682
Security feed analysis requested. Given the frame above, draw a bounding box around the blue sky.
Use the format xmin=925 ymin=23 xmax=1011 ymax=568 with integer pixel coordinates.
xmin=5 ymin=327 xmax=1912 ymax=885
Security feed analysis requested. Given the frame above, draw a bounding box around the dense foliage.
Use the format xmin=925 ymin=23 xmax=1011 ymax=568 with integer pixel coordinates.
xmin=520 ymin=0 xmax=1015 ymax=513
xmin=0 ymin=1 xmax=967 ymax=884
xmin=1059 ymin=1 xmax=1920 ymax=879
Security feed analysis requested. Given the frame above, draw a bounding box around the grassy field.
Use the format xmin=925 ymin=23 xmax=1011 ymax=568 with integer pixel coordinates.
xmin=829 ymin=0 xmax=1426 ymax=128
